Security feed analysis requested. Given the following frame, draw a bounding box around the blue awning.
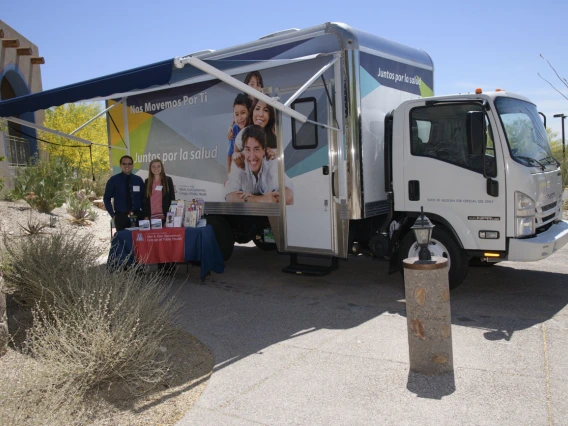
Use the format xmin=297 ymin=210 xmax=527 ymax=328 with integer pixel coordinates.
xmin=0 ymin=58 xmax=175 ymax=118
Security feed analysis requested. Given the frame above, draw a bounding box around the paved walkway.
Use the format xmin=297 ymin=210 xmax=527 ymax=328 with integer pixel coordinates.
xmin=175 ymin=243 xmax=568 ymax=425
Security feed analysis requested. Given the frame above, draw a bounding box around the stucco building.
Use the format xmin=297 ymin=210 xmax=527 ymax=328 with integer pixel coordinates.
xmin=0 ymin=20 xmax=45 ymax=189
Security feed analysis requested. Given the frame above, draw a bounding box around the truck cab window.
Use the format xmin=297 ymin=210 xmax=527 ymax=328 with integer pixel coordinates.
xmin=410 ymin=103 xmax=494 ymax=175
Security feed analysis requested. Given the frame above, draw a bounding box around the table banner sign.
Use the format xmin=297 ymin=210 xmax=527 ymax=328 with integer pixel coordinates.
xmin=133 ymin=228 xmax=185 ymax=264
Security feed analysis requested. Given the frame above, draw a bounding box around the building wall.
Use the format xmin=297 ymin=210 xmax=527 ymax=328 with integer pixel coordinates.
xmin=0 ymin=20 xmax=45 ymax=190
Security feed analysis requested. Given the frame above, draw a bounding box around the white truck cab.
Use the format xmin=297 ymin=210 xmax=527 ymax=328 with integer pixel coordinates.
xmin=391 ymin=90 xmax=568 ymax=287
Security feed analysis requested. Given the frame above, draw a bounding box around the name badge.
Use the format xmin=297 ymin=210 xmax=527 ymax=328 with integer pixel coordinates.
xmin=133 ymin=186 xmax=140 ymax=192
xmin=156 ymin=185 xmax=163 ymax=191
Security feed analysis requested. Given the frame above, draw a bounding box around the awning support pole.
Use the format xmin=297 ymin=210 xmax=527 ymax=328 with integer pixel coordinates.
xmin=174 ymin=55 xmax=308 ymax=124
xmin=70 ymin=101 xmax=121 ymax=135
xmin=284 ymin=56 xmax=339 ymax=107
xmin=122 ymin=98 xmax=130 ymax=155
xmin=2 ymin=116 xmax=126 ymax=150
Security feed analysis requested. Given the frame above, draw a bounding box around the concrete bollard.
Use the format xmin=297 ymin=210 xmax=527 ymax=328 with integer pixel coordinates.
xmin=0 ymin=290 xmax=7 ymax=357
xmin=403 ymin=256 xmax=453 ymax=375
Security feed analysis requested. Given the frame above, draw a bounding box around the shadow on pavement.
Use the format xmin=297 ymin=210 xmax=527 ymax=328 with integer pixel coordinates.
xmin=406 ymin=371 xmax=456 ymax=399
xmin=173 ymin=244 xmax=568 ymax=374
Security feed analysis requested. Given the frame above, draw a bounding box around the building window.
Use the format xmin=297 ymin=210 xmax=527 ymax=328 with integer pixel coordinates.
xmin=5 ymin=135 xmax=30 ymax=166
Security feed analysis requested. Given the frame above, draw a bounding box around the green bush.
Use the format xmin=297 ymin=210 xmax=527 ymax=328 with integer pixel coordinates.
xmin=13 ymin=156 xmax=72 ymax=213
xmin=2 ymin=190 xmax=18 ymax=202
xmin=70 ymin=169 xmax=111 ymax=199
xmin=66 ymin=194 xmax=98 ymax=225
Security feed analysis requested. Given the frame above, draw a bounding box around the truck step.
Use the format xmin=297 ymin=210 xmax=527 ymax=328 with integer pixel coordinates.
xmin=282 ymin=254 xmax=339 ymax=276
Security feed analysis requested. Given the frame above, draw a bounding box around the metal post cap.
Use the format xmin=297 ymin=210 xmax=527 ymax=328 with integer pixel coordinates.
xmin=403 ymin=256 xmax=448 ymax=270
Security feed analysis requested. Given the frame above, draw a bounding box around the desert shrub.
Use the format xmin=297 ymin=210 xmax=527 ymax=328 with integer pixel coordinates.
xmin=0 ymin=350 xmax=94 ymax=426
xmin=13 ymin=156 xmax=72 ymax=213
xmin=19 ymin=214 xmax=49 ymax=235
xmin=71 ymin=170 xmax=111 ymax=199
xmin=88 ymin=208 xmax=99 ymax=221
xmin=66 ymin=194 xmax=98 ymax=226
xmin=93 ymin=171 xmax=111 ymax=197
xmin=2 ymin=190 xmax=18 ymax=202
xmin=23 ymin=265 xmax=182 ymax=395
xmin=2 ymin=231 xmax=102 ymax=310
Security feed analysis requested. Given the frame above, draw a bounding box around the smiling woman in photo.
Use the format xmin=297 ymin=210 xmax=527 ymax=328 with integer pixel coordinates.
xmin=232 ymin=99 xmax=277 ymax=170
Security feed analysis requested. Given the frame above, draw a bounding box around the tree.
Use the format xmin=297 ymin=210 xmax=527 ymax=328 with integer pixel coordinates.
xmin=547 ymin=127 xmax=562 ymax=159
xmin=39 ymin=103 xmax=110 ymax=179
xmin=538 ymin=54 xmax=568 ymax=101
xmin=547 ymin=127 xmax=568 ymax=186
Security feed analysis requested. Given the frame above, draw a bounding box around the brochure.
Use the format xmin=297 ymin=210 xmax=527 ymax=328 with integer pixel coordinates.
xmin=150 ymin=218 xmax=162 ymax=229
xmin=138 ymin=220 xmax=150 ymax=230
xmin=165 ymin=212 xmax=174 ymax=227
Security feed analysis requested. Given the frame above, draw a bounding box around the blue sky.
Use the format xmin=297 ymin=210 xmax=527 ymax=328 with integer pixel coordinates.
xmin=3 ymin=0 xmax=568 ymax=138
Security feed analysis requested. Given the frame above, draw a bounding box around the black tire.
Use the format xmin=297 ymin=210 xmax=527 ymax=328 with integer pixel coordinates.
xmin=206 ymin=216 xmax=234 ymax=261
xmin=253 ymin=238 xmax=277 ymax=251
xmin=398 ymin=226 xmax=468 ymax=290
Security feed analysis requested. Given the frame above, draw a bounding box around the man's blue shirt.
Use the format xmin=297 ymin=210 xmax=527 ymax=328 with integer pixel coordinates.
xmin=103 ymin=172 xmax=144 ymax=217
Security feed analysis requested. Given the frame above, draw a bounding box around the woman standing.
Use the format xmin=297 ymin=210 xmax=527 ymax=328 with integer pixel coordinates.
xmin=143 ymin=159 xmax=176 ymax=222
xmin=143 ymin=159 xmax=176 ymax=272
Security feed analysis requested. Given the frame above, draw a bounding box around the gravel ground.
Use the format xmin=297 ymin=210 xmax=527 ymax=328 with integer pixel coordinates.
xmin=0 ymin=199 xmax=113 ymax=256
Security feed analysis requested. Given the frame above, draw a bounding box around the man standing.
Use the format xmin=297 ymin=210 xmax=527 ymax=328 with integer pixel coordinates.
xmin=104 ymin=155 xmax=144 ymax=231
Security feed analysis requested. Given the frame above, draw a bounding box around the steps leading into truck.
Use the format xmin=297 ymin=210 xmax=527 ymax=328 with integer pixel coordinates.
xmin=282 ymin=254 xmax=339 ymax=276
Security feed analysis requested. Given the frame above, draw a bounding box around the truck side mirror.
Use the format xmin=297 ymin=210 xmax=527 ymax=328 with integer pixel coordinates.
xmin=466 ymin=111 xmax=485 ymax=155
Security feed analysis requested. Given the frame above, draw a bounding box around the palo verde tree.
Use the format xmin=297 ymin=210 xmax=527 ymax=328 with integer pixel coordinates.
xmin=39 ymin=103 xmax=110 ymax=179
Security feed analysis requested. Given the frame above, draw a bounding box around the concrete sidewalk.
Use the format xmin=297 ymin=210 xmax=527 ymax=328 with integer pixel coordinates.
xmin=175 ymin=244 xmax=568 ymax=425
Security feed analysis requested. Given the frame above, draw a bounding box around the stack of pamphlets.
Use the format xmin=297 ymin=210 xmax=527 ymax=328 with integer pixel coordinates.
xmin=166 ymin=200 xmax=186 ymax=227
xmin=184 ymin=199 xmax=205 ymax=228
xmin=138 ymin=220 xmax=151 ymax=230
xmin=150 ymin=218 xmax=162 ymax=229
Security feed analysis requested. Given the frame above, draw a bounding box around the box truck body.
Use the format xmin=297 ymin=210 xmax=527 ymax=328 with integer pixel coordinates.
xmin=1 ymin=22 xmax=566 ymax=288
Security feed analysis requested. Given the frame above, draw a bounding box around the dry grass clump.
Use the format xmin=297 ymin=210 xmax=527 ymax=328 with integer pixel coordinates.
xmin=0 ymin=349 xmax=98 ymax=425
xmin=24 ymin=266 xmax=182 ymax=395
xmin=0 ymin=230 xmax=185 ymax=424
xmin=2 ymin=231 xmax=102 ymax=310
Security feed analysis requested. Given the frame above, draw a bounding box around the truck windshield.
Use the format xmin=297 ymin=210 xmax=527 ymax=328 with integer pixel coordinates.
xmin=495 ymin=97 xmax=556 ymax=169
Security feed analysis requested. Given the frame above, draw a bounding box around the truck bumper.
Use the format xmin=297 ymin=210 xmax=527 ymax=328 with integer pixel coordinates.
xmin=508 ymin=220 xmax=568 ymax=261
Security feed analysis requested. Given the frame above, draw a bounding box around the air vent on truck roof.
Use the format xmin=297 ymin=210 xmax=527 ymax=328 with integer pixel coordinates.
xmin=258 ymin=28 xmax=300 ymax=40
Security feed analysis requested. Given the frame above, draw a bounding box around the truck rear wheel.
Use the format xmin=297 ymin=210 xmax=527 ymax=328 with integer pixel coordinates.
xmin=399 ymin=226 xmax=468 ymax=290
xmin=206 ymin=216 xmax=234 ymax=261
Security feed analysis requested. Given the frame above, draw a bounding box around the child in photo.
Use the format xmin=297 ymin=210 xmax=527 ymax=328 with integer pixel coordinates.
xmin=227 ymin=70 xmax=264 ymax=141
xmin=227 ymin=93 xmax=251 ymax=173
xmin=244 ymin=70 xmax=263 ymax=101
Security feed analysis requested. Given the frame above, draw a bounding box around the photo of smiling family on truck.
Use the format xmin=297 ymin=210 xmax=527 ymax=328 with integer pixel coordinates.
xmin=224 ymin=71 xmax=293 ymax=205
xmin=110 ymin=67 xmax=296 ymax=206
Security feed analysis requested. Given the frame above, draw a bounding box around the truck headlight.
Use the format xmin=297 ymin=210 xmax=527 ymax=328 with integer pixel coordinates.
xmin=515 ymin=191 xmax=535 ymax=237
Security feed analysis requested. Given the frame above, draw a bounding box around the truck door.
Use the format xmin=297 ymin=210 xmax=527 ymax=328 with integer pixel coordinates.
xmin=279 ymin=84 xmax=336 ymax=254
xmin=402 ymin=101 xmax=506 ymax=252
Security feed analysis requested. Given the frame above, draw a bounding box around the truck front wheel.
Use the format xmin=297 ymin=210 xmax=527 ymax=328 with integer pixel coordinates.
xmin=398 ymin=227 xmax=468 ymax=290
